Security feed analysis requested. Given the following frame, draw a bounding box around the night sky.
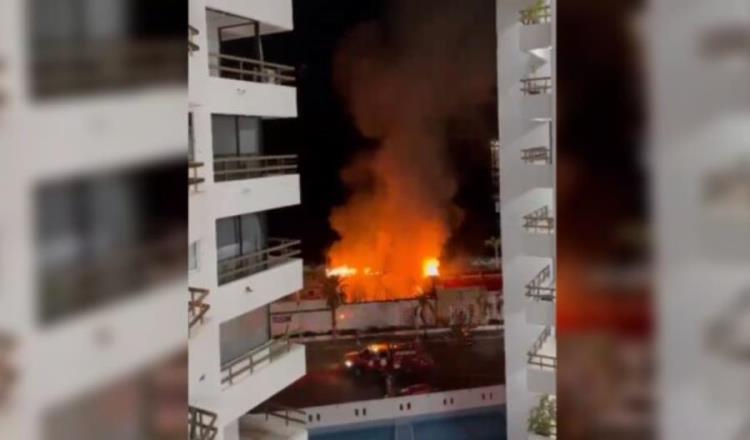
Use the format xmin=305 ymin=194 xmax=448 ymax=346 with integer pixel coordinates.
xmin=246 ymin=0 xmax=499 ymax=265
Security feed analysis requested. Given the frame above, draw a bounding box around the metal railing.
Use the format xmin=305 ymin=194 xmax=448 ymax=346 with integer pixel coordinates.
xmin=188 ymin=287 xmax=210 ymax=331
xmin=188 ymin=161 xmax=205 ymax=191
xmin=33 ymin=40 xmax=185 ymax=97
xmin=523 ymin=206 xmax=555 ymax=233
xmin=188 ymin=25 xmax=200 ymax=54
xmin=209 ymin=53 xmax=295 ymax=85
xmin=214 ymin=155 xmax=298 ymax=182
xmin=261 ymin=402 xmax=307 ymax=426
xmin=217 ymin=238 xmax=301 ymax=285
xmin=526 ymin=265 xmax=556 ymax=302
xmin=521 ymin=146 xmax=552 ymax=164
xmin=521 ymin=76 xmax=552 ymax=95
xmin=189 ymin=406 xmax=218 ymax=440
xmin=527 ymin=326 xmax=556 ymax=370
xmin=520 ymin=4 xmax=552 ymax=25
xmin=221 ymin=337 xmax=292 ymax=386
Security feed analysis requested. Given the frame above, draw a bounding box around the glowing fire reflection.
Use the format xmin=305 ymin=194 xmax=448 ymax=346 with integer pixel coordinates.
xmin=423 ymin=258 xmax=440 ymax=277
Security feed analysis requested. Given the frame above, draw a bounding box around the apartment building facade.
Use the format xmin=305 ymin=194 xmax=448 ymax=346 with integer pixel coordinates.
xmin=496 ymin=1 xmax=557 ymax=439
xmin=188 ymin=1 xmax=307 ymax=439
xmin=0 ymin=0 xmax=186 ymax=439
xmin=648 ymin=1 xmax=750 ymax=439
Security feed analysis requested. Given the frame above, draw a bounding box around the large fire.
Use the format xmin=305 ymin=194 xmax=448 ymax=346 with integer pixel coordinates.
xmin=327 ymin=0 xmax=495 ymax=303
xmin=423 ymin=258 xmax=440 ymax=277
xmin=327 ymin=257 xmax=440 ymax=302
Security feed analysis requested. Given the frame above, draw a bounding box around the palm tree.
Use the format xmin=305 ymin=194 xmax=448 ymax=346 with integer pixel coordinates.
xmin=322 ymin=275 xmax=345 ymax=338
xmin=484 ymin=236 xmax=502 ymax=269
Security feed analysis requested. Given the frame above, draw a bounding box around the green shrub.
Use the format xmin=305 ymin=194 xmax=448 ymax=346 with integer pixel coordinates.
xmin=528 ymin=395 xmax=556 ymax=436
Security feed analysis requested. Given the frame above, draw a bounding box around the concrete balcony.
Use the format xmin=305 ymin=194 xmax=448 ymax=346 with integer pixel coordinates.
xmin=189 ymin=161 xmax=207 ymax=194
xmin=23 ymin=87 xmax=185 ymax=180
xmin=521 ymin=146 xmax=552 ymax=165
xmin=30 ymin=281 xmax=185 ymax=409
xmin=200 ymin=8 xmax=297 ymax=117
xmin=206 ymin=0 xmax=294 ymax=32
xmin=240 ymin=405 xmax=308 ymax=440
xmin=217 ymin=341 xmax=306 ymax=425
xmin=215 ymin=257 xmax=303 ymax=325
xmin=520 ymin=146 xmax=554 ymax=189
xmin=525 ymin=266 xmax=555 ymax=326
xmin=523 ymin=206 xmax=555 ymax=234
xmin=209 ymin=172 xmax=301 ymax=219
xmin=206 ymin=53 xmax=297 ymax=118
xmin=217 ymin=238 xmax=301 ymax=285
xmin=521 ymin=77 xmax=552 ymax=122
xmin=520 ymin=23 xmax=552 ymax=53
xmin=519 ymin=4 xmax=552 ymax=53
xmin=31 ymin=40 xmax=184 ymax=101
xmin=214 ymin=155 xmax=298 ymax=183
xmin=527 ymin=327 xmax=556 ymax=395
xmin=521 ymin=205 xmax=555 ymax=257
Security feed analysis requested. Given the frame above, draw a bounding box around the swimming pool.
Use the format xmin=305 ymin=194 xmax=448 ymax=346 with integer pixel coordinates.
xmin=310 ymin=406 xmax=507 ymax=440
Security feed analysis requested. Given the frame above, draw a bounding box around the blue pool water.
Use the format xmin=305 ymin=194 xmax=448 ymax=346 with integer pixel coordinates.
xmin=310 ymin=406 xmax=506 ymax=440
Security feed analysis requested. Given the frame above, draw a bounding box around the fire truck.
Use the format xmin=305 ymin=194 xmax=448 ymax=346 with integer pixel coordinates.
xmin=344 ymin=342 xmax=434 ymax=376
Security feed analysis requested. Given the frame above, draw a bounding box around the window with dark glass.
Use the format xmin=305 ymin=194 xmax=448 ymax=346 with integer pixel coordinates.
xmin=28 ymin=0 xmax=186 ymax=99
xmin=35 ymin=159 xmax=186 ymax=324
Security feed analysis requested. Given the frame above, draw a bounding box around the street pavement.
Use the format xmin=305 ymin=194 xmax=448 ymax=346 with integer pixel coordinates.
xmin=266 ymin=330 xmax=505 ymax=409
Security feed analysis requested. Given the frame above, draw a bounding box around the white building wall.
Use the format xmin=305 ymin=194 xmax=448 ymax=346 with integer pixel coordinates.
xmin=189 ymin=0 xmax=305 ymax=438
xmin=1 ymin=0 xmax=188 ymax=438
xmin=497 ymin=0 xmax=557 ymax=439
xmin=647 ymin=1 xmax=750 ymax=439
xmin=206 ymin=0 xmax=294 ymax=32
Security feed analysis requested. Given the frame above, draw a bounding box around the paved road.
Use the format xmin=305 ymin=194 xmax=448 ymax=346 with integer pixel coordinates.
xmin=267 ymin=331 xmax=505 ymax=408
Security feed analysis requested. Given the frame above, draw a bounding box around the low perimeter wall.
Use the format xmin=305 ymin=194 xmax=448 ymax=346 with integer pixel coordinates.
xmin=302 ymin=384 xmax=505 ymax=430
xmin=270 ymin=290 xmax=503 ymax=337
xmin=270 ymin=299 xmax=420 ymax=336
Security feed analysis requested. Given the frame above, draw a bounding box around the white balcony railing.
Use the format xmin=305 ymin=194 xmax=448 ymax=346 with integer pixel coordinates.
xmin=209 ymin=53 xmax=295 ymax=85
xmin=217 ymin=238 xmax=301 ymax=286
xmin=526 ymin=265 xmax=556 ymax=302
xmin=213 ymin=154 xmax=298 ymax=182
xmin=523 ymin=206 xmax=555 ymax=233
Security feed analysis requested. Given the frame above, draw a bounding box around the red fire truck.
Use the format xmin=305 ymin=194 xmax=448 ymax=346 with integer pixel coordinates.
xmin=344 ymin=342 xmax=434 ymax=376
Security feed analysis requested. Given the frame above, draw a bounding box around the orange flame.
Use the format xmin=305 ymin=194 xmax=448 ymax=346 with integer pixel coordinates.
xmin=326 ymin=266 xmax=358 ymax=278
xmin=423 ymin=258 xmax=440 ymax=277
xmin=325 ymin=257 xmax=441 ymax=302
